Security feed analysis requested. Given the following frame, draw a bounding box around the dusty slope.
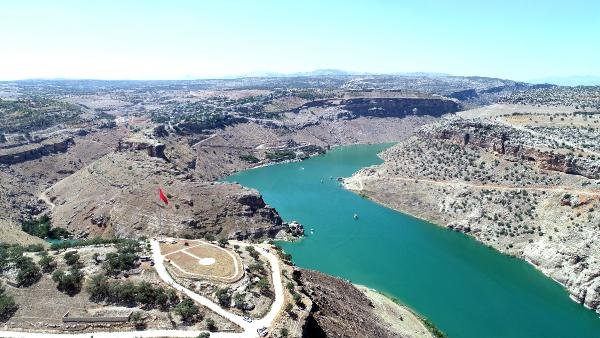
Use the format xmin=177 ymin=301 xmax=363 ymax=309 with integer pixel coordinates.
xmin=45 ymin=151 xmax=285 ymax=240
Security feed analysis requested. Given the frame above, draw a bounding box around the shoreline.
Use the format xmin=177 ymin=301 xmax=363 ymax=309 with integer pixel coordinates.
xmin=354 ymin=284 xmax=442 ymax=338
xmin=343 ymin=173 xmax=600 ymax=316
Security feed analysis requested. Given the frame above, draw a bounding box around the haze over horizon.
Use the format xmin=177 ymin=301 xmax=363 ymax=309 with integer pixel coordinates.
xmin=1 ymin=0 xmax=599 ymax=84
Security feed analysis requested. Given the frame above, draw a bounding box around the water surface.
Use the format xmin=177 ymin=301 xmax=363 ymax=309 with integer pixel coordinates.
xmin=227 ymin=144 xmax=600 ymax=338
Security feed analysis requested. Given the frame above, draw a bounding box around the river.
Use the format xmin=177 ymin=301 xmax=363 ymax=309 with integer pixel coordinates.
xmin=226 ymin=144 xmax=600 ymax=338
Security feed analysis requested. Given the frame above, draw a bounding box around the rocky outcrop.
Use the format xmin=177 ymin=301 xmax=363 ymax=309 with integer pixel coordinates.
xmin=421 ymin=119 xmax=600 ymax=179
xmin=0 ymin=137 xmax=74 ymax=165
xmin=116 ymin=137 xmax=167 ymax=160
xmin=296 ymin=269 xmax=410 ymax=338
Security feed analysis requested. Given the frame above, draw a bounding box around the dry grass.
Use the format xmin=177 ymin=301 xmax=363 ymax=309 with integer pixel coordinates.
xmin=163 ymin=241 xmax=243 ymax=283
xmin=159 ymin=240 xmax=201 ymax=255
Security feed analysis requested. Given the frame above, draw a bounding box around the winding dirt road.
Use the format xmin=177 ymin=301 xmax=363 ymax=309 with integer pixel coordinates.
xmin=0 ymin=239 xmax=285 ymax=338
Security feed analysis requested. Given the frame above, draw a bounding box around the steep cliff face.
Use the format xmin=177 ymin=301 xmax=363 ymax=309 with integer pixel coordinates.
xmin=296 ymin=269 xmax=412 ymax=338
xmin=421 ymin=120 xmax=600 ymax=179
xmin=293 ymin=97 xmax=461 ymax=119
xmin=0 ymin=137 xmax=74 ymax=165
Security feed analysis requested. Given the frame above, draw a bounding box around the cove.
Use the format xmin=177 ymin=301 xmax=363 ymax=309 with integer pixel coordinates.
xmin=226 ymin=144 xmax=600 ymax=338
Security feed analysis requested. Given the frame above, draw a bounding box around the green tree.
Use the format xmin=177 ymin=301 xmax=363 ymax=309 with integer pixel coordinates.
xmin=86 ymin=273 xmax=110 ymax=302
xmin=256 ymin=277 xmax=270 ymax=295
xmin=103 ymin=251 xmax=138 ymax=275
xmin=63 ymin=251 xmax=81 ymax=267
xmin=130 ymin=311 xmax=146 ymax=329
xmin=174 ymin=298 xmax=200 ymax=324
xmin=15 ymin=256 xmax=41 ymax=287
xmin=206 ymin=318 xmax=217 ymax=332
xmin=38 ymin=254 xmax=57 ymax=273
xmin=52 ymin=268 xmax=84 ymax=295
xmin=246 ymin=246 xmax=260 ymax=260
xmin=233 ymin=292 xmax=245 ymax=309
xmin=215 ymin=288 xmax=231 ymax=307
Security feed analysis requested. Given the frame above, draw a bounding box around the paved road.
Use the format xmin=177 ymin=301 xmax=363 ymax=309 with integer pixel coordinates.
xmin=0 ymin=240 xmax=285 ymax=338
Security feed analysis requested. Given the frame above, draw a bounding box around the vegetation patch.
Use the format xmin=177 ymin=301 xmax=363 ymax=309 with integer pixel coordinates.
xmin=21 ymin=215 xmax=71 ymax=240
xmin=266 ymin=149 xmax=296 ymax=161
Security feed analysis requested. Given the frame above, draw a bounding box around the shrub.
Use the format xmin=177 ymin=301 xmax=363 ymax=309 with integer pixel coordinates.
xmin=246 ymin=246 xmax=260 ymax=260
xmin=218 ymin=238 xmax=228 ymax=247
xmin=130 ymin=311 xmax=146 ymax=329
xmin=206 ymin=318 xmax=217 ymax=332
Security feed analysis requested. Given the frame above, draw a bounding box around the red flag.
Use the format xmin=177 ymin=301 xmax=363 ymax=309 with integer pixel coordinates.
xmin=158 ymin=188 xmax=169 ymax=205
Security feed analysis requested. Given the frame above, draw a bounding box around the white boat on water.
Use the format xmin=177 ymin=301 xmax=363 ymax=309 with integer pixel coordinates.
xmin=353 ymin=213 xmax=359 ymax=220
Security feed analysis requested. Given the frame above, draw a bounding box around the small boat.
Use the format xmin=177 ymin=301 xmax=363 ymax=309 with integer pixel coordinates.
xmin=310 ymin=228 xmax=315 ymax=234
xmin=353 ymin=213 xmax=359 ymax=220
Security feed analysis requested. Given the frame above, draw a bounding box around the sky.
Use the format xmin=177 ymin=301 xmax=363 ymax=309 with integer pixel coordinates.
xmin=0 ymin=0 xmax=599 ymax=82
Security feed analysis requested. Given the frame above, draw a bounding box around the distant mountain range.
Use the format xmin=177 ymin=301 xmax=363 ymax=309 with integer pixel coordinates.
xmin=528 ymin=75 xmax=600 ymax=86
xmin=232 ymin=69 xmax=454 ymax=79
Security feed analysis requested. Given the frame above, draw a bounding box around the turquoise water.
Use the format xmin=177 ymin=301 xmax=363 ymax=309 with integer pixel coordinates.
xmin=226 ymin=144 xmax=600 ymax=338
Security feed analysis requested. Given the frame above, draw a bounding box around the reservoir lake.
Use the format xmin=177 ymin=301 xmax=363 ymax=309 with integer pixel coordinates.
xmin=226 ymin=144 xmax=600 ymax=338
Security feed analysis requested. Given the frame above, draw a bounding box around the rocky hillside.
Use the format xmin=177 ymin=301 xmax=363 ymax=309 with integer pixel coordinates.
xmin=0 ymin=128 xmax=126 ymax=227
xmin=44 ymin=150 xmax=292 ymax=240
xmin=297 ymin=269 xmax=435 ymax=338
xmin=345 ymin=104 xmax=600 ymax=312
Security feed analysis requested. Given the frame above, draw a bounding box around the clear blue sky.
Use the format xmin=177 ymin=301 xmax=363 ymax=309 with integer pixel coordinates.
xmin=1 ymin=0 xmax=599 ymax=81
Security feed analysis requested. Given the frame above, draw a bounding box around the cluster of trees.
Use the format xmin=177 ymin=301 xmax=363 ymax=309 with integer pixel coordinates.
xmin=86 ymin=274 xmax=179 ymax=310
xmin=239 ymin=154 xmax=260 ymax=163
xmin=0 ymin=244 xmax=41 ymax=287
xmin=21 ymin=215 xmax=71 ymax=240
xmin=49 ymin=236 xmax=131 ymax=251
xmin=103 ymin=240 xmax=141 ymax=275
xmin=246 ymin=246 xmax=260 ymax=260
xmin=265 ymin=150 xmax=296 ymax=162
